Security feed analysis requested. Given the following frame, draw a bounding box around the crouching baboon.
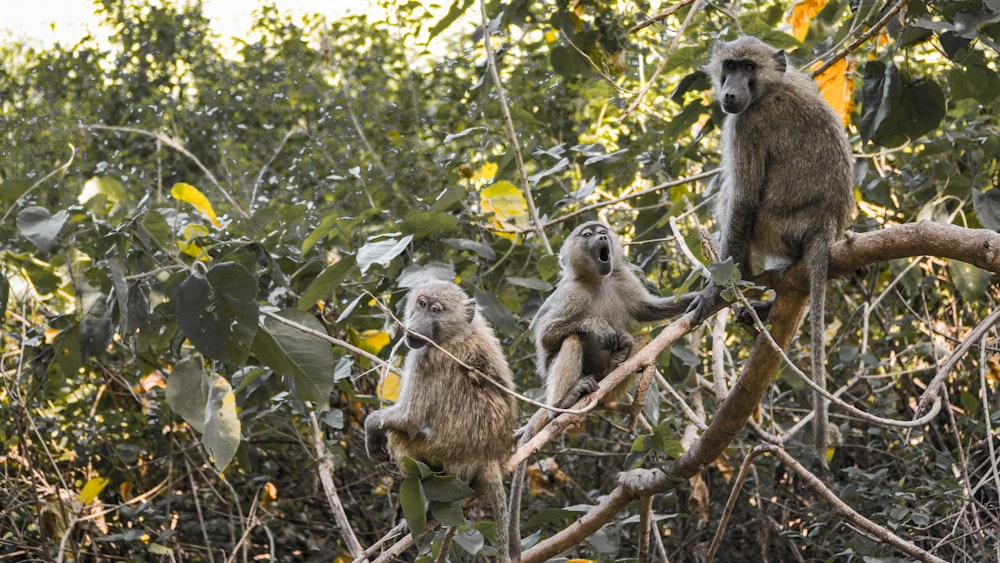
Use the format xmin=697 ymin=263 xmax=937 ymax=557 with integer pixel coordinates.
xmin=509 ymin=221 xmax=693 ymax=559
xmin=687 ymin=36 xmax=856 ymax=465
xmin=365 ymin=280 xmax=515 ymax=562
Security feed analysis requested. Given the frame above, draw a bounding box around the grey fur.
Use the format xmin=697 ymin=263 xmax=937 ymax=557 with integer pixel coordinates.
xmin=691 ymin=36 xmax=856 ymax=466
xmin=508 ymin=221 xmax=692 ymax=560
xmin=364 ymin=280 xmax=515 ymax=562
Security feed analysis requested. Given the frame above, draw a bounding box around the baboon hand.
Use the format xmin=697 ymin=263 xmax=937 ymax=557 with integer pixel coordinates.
xmin=363 ymin=415 xmax=391 ymax=462
xmin=558 ymin=376 xmax=600 ymax=409
xmin=607 ymin=331 xmax=634 ymax=366
xmin=687 ymin=286 xmax=721 ymax=325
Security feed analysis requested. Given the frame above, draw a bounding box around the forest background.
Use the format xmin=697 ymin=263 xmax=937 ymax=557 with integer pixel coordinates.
xmin=1 ymin=0 xmax=999 ymax=561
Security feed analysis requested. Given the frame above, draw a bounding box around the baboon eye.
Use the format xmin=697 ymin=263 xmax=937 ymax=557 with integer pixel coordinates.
xmin=417 ymin=297 xmax=427 ymax=309
xmin=743 ymin=62 xmax=755 ymax=72
xmin=725 ymin=61 xmax=737 ymax=70
xmin=431 ymin=303 xmax=443 ymax=314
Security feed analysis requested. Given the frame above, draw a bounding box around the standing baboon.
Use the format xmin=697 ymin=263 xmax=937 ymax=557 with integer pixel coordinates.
xmin=509 ymin=221 xmax=692 ymax=560
xmin=687 ymin=36 xmax=856 ymax=465
xmin=364 ymin=280 xmax=515 ymax=562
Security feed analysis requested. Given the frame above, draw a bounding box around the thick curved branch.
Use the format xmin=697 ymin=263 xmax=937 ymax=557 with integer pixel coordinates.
xmin=520 ymin=220 xmax=995 ymax=562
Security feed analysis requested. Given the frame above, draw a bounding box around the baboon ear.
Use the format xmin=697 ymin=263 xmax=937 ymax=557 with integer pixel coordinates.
xmin=773 ymin=49 xmax=787 ymax=73
xmin=464 ymin=298 xmax=476 ymax=323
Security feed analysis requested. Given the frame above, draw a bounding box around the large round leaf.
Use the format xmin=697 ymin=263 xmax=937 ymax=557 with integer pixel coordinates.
xmin=253 ymin=308 xmax=336 ymax=406
xmin=174 ymin=263 xmax=259 ymax=364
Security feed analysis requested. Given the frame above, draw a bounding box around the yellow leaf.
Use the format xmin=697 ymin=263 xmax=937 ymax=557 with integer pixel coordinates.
xmin=263 ymin=481 xmax=278 ymax=502
xmin=377 ymin=372 xmax=401 ymax=403
xmin=359 ymin=329 xmax=391 ymax=355
xmin=171 ymin=182 xmax=222 ymax=227
xmin=788 ymin=0 xmax=829 ymax=41
xmin=544 ymin=29 xmax=559 ymax=43
xmin=80 ymin=476 xmax=110 ymax=505
xmin=178 ymin=223 xmax=210 ymax=259
xmin=812 ymin=57 xmax=856 ymax=127
xmin=472 ymin=162 xmax=498 ymax=184
xmin=480 ymin=181 xmax=529 ymax=240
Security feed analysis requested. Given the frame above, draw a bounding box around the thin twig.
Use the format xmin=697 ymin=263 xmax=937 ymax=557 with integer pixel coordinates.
xmin=477 ymin=0 xmax=553 ymax=255
xmin=628 ymin=0 xmax=698 ymax=34
xmin=367 ymin=293 xmax=590 ymax=415
xmin=620 ymin=0 xmax=704 ymax=122
xmin=545 ymin=170 xmax=718 ymax=228
xmin=260 ymin=309 xmax=399 ymax=374
xmin=1 ymin=144 xmax=77 ymax=224
xmin=810 ymin=0 xmax=911 ymax=78
xmin=705 ymin=446 xmax=767 ymax=562
xmin=82 ymin=124 xmax=250 ymax=220
xmin=310 ymin=412 xmax=367 ymax=561
xmin=914 ymin=306 xmax=1000 ymax=416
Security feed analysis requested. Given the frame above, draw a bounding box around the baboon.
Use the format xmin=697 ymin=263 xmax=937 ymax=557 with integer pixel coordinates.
xmin=509 ymin=220 xmax=692 ymax=560
xmin=364 ymin=280 xmax=515 ymax=562
xmin=536 ymin=220 xmax=693 ymax=410
xmin=687 ymin=36 xmax=856 ymax=465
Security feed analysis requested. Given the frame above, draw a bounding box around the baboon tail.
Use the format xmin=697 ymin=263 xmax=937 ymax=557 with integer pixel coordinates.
xmin=807 ymin=236 xmax=831 ymax=468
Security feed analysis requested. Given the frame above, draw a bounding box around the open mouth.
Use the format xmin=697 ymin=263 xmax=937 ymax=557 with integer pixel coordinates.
xmin=599 ymin=245 xmax=610 ymax=263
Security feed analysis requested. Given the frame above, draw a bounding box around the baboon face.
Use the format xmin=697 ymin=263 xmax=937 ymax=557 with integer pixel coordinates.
xmin=719 ymin=58 xmax=758 ymax=114
xmin=564 ymin=221 xmax=617 ymax=277
xmin=713 ymin=38 xmax=787 ymax=115
xmin=404 ymin=282 xmax=476 ymax=349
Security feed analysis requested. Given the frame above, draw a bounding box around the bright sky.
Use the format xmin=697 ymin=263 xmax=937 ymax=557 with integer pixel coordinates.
xmin=0 ymin=0 xmax=376 ymax=48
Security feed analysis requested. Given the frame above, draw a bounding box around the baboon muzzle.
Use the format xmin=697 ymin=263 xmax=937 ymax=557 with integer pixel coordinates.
xmin=594 ymin=238 xmax=613 ymax=276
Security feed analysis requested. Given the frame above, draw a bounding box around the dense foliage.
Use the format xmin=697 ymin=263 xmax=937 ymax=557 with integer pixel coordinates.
xmin=1 ymin=0 xmax=998 ymax=561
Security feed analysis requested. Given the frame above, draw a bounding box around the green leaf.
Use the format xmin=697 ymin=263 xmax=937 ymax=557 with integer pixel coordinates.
xmin=399 ymin=475 xmax=427 ymax=534
xmin=399 ymin=456 xmax=434 ymax=479
xmin=79 ymin=176 xmax=127 ymax=208
xmin=860 ymin=61 xmax=898 ymax=144
xmin=453 ymin=524 xmax=486 ymax=555
xmin=661 ymin=439 xmax=686 ymax=459
xmin=426 ymin=0 xmax=474 ymax=44
xmin=422 ymin=474 xmax=474 ymax=503
xmin=174 ymin=263 xmax=259 ymax=364
xmin=165 ymin=358 xmax=209 ymax=433
xmin=253 ymin=308 xmax=336 ymax=407
xmin=442 ymin=238 xmax=497 ymax=260
xmin=861 ymin=62 xmax=946 ymax=147
xmin=973 ymin=188 xmax=1000 ymax=231
xmin=203 ymin=374 xmax=241 ymax=472
xmin=0 ymin=178 xmax=31 ymax=205
xmin=949 ymin=261 xmax=991 ymax=302
xmin=707 ymin=257 xmax=738 ymax=284
xmin=550 ymin=45 xmax=588 ymax=78
xmin=322 ymin=409 xmax=344 ymax=430
xmin=537 ymin=254 xmax=561 ymax=281
xmin=357 ymin=234 xmax=413 ymax=273
xmin=16 ymin=206 xmax=68 ymax=253
xmin=430 ymin=500 xmax=467 ymax=527
xmin=301 ymin=211 xmax=341 ymax=256
xmin=147 ymin=544 xmax=174 ymax=556
xmin=401 ymin=210 xmax=460 ymax=239
xmin=297 ymin=256 xmax=356 ymax=311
